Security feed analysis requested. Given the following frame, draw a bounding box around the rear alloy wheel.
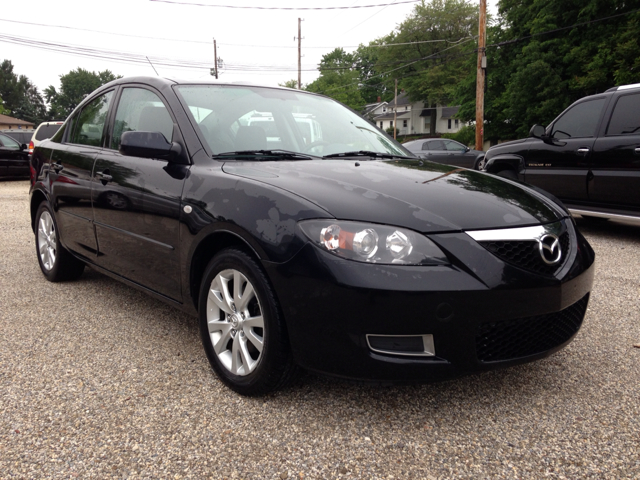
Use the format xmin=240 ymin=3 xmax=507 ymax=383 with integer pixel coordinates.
xmin=199 ymin=248 xmax=297 ymax=395
xmin=35 ymin=203 xmax=85 ymax=282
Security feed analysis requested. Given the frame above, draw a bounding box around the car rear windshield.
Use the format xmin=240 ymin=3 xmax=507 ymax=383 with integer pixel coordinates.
xmin=35 ymin=125 xmax=62 ymax=140
xmin=3 ymin=131 xmax=33 ymax=144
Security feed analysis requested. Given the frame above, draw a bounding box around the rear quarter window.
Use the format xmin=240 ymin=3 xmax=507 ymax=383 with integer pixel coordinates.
xmin=35 ymin=125 xmax=63 ymax=141
xmin=606 ymin=93 xmax=640 ymax=136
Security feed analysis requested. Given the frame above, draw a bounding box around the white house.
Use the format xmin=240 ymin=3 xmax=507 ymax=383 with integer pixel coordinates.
xmin=368 ymin=92 xmax=463 ymax=136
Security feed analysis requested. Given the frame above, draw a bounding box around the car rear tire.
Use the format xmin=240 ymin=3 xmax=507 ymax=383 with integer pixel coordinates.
xmin=474 ymin=156 xmax=485 ymax=170
xmin=35 ymin=203 xmax=85 ymax=282
xmin=198 ymin=248 xmax=298 ymax=396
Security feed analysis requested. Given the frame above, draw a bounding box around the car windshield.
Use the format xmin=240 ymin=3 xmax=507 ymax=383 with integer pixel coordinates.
xmin=175 ymin=85 xmax=411 ymax=158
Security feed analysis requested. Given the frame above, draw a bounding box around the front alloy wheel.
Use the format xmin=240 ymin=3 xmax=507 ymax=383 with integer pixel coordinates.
xmin=199 ymin=248 xmax=298 ymax=395
xmin=207 ymin=269 xmax=265 ymax=376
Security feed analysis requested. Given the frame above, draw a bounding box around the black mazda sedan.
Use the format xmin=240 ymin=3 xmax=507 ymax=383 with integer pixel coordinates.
xmin=29 ymin=77 xmax=595 ymax=395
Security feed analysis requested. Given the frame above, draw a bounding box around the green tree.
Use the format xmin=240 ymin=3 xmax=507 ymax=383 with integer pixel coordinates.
xmin=376 ymin=0 xmax=478 ymax=105
xmin=306 ymin=48 xmax=365 ymax=110
xmin=0 ymin=95 xmax=8 ymax=115
xmin=0 ymin=60 xmax=47 ymax=123
xmin=278 ymin=79 xmax=300 ymax=89
xmin=454 ymin=0 xmax=640 ymax=142
xmin=45 ymin=68 xmax=120 ymax=119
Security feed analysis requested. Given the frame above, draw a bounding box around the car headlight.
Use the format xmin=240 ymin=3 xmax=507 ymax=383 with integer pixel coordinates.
xmin=298 ymin=220 xmax=448 ymax=265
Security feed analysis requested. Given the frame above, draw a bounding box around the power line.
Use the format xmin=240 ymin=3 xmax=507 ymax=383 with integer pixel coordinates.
xmin=0 ymin=18 xmax=476 ymax=50
xmin=149 ymin=0 xmax=420 ymax=10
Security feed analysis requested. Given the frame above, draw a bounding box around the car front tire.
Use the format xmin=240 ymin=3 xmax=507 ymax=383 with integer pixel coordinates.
xmin=198 ymin=248 xmax=298 ymax=396
xmin=35 ymin=203 xmax=85 ymax=282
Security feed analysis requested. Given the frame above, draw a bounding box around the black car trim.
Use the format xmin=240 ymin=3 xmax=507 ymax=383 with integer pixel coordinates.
xmin=94 ymin=222 xmax=175 ymax=250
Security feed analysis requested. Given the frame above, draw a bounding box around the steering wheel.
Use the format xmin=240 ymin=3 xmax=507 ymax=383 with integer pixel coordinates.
xmin=304 ymin=140 xmax=331 ymax=154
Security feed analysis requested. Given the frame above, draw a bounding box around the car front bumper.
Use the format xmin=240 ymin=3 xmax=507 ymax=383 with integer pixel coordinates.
xmin=263 ymin=227 xmax=595 ymax=383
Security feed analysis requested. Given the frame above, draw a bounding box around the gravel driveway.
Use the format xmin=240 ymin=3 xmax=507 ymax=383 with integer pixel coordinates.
xmin=1 ymin=179 xmax=638 ymax=479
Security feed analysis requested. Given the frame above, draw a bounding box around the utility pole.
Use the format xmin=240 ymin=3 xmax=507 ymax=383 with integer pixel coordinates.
xmin=213 ymin=38 xmax=219 ymax=79
xmin=475 ymin=0 xmax=487 ymax=151
xmin=394 ymin=78 xmax=398 ymax=140
xmin=298 ymin=18 xmax=302 ymax=89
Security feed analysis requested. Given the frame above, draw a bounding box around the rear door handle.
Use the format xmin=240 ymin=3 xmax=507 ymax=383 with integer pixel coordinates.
xmin=577 ymin=148 xmax=590 ymax=156
xmin=635 ymin=147 xmax=640 ymax=155
xmin=52 ymin=162 xmax=63 ymax=173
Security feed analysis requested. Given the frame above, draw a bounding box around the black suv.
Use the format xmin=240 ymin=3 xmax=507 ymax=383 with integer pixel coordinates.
xmin=483 ymin=83 xmax=640 ymax=224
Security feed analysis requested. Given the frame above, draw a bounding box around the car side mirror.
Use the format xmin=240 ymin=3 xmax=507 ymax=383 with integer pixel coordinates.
xmin=119 ymin=131 xmax=185 ymax=163
xmin=464 ymin=146 xmax=470 ymax=153
xmin=529 ymin=124 xmax=547 ymax=139
xmin=20 ymin=143 xmax=28 ymax=151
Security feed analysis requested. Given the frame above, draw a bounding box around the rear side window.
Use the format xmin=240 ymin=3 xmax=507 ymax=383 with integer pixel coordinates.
xmin=35 ymin=125 xmax=62 ymax=141
xmin=69 ymin=91 xmax=114 ymax=147
xmin=429 ymin=140 xmax=446 ymax=150
xmin=111 ymin=88 xmax=174 ymax=150
xmin=551 ymin=98 xmax=606 ymax=138
xmin=606 ymin=93 xmax=640 ymax=136
xmin=0 ymin=133 xmax=20 ymax=148
xmin=421 ymin=142 xmax=430 ymax=150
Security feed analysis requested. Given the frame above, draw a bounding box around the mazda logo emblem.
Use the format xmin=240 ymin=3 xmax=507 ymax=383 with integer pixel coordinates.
xmin=538 ymin=234 xmax=562 ymax=265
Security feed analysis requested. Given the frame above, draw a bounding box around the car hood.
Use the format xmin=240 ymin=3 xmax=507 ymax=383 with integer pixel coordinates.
xmin=487 ymin=138 xmax=530 ymax=152
xmin=222 ymin=159 xmax=565 ymax=232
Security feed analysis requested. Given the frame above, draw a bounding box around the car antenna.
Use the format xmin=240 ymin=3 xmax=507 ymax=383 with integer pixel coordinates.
xmin=146 ymin=56 xmax=160 ymax=76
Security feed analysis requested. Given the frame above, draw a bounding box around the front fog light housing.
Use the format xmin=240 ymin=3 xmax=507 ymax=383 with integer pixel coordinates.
xmin=301 ymin=220 xmax=448 ymax=265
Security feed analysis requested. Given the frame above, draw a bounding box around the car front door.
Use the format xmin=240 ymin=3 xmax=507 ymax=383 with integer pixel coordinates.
xmin=443 ymin=140 xmax=474 ymax=169
xmin=423 ymin=139 xmax=448 ymax=163
xmin=523 ymin=97 xmax=608 ymax=204
xmin=590 ymin=92 xmax=640 ymax=210
xmin=0 ymin=133 xmax=29 ymax=176
xmin=49 ymin=91 xmax=114 ymax=256
xmin=92 ymin=86 xmax=186 ymax=300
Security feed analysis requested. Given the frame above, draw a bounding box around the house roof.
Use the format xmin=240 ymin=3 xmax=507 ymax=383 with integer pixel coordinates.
xmin=373 ymin=112 xmax=411 ymax=121
xmin=389 ymin=91 xmax=413 ymax=108
xmin=419 ymin=108 xmax=436 ymax=117
xmin=0 ymin=114 xmax=35 ymax=127
xmin=441 ymin=106 xmax=460 ymax=118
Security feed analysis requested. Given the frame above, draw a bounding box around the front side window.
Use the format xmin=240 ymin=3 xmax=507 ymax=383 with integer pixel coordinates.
xmin=606 ymin=93 xmax=640 ymax=136
xmin=111 ymin=88 xmax=174 ymax=150
xmin=444 ymin=140 xmax=466 ymax=152
xmin=551 ymin=98 xmax=606 ymax=139
xmin=70 ymin=91 xmax=113 ymax=147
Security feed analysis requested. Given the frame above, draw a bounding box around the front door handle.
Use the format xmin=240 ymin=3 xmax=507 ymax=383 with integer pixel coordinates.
xmin=52 ymin=162 xmax=64 ymax=173
xmin=634 ymin=147 xmax=640 ymax=155
xmin=96 ymin=170 xmax=113 ymax=183
xmin=577 ymin=148 xmax=590 ymax=156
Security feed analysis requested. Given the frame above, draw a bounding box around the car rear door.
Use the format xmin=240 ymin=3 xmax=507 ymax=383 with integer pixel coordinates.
xmin=589 ymin=91 xmax=640 ymax=210
xmin=523 ymin=96 xmax=608 ymax=203
xmin=49 ymin=91 xmax=115 ymax=256
xmin=0 ymin=134 xmax=29 ymax=176
xmin=92 ymin=86 xmax=186 ymax=300
xmin=423 ymin=139 xmax=448 ymax=163
xmin=443 ymin=140 xmax=474 ymax=169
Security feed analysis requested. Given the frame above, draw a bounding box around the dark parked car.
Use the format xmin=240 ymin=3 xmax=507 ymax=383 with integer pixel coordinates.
xmin=0 ymin=132 xmax=30 ymax=177
xmin=483 ymin=83 xmax=640 ymax=224
xmin=1 ymin=129 xmax=34 ymax=147
xmin=29 ymin=77 xmax=595 ymax=395
xmin=403 ymin=138 xmax=485 ymax=169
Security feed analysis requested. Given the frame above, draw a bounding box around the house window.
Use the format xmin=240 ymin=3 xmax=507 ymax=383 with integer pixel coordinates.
xmin=390 ymin=121 xmax=393 ymax=127
xmin=382 ymin=107 xmax=386 ymax=112
xmin=380 ymin=121 xmax=383 ymax=129
xmin=455 ymin=119 xmax=459 ymax=128
xmin=405 ymin=106 xmax=408 ymax=111
xmin=403 ymin=119 xmax=407 ymax=128
xmin=448 ymin=119 xmax=452 ymax=129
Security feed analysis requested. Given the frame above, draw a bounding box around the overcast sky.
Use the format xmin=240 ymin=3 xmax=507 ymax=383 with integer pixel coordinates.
xmin=1 ymin=0 xmax=496 ymax=97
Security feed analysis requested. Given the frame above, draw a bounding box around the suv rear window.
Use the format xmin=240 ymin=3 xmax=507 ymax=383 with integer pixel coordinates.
xmin=35 ymin=125 xmax=62 ymax=141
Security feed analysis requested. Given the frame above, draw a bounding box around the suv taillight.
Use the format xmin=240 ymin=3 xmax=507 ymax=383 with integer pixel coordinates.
xmin=28 ymin=140 xmax=34 ymax=154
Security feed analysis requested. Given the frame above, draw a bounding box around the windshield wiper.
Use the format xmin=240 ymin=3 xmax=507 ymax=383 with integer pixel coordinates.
xmin=212 ymin=149 xmax=316 ymax=160
xmin=322 ymin=150 xmax=414 ymax=160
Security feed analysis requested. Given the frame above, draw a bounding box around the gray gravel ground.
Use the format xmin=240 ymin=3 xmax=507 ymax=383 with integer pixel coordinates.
xmin=1 ymin=179 xmax=639 ymax=479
